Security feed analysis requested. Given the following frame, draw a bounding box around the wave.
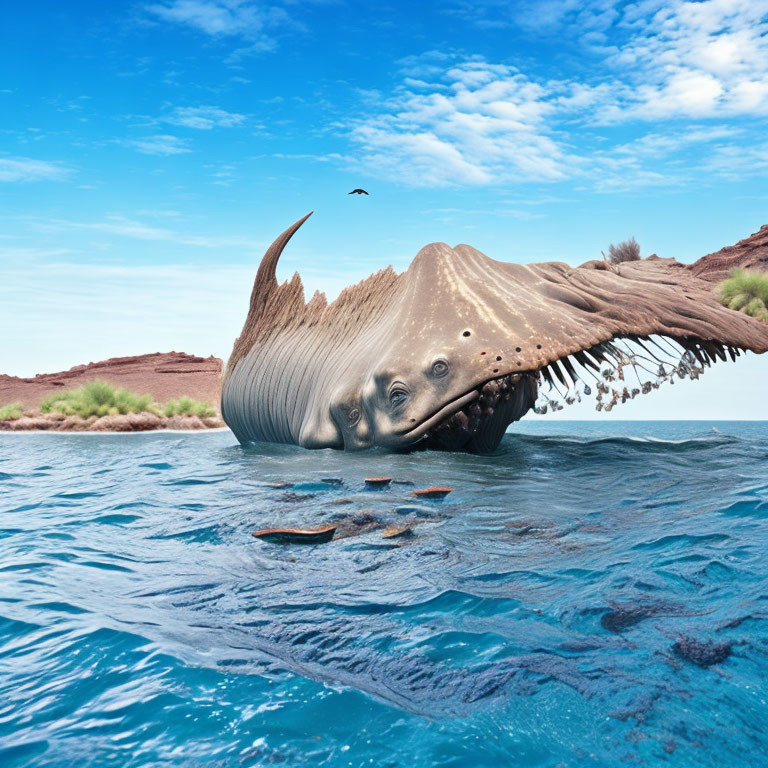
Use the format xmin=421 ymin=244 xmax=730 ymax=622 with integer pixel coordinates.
xmin=2 ymin=426 xmax=768 ymax=766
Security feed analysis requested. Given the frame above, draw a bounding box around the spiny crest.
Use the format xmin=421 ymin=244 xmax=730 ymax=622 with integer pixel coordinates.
xmin=228 ymin=214 xmax=403 ymax=368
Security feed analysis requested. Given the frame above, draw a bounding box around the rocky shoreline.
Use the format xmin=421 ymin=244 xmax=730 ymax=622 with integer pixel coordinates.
xmin=0 ymin=352 xmax=222 ymax=412
xmin=1 ymin=352 xmax=226 ymax=433
xmin=1 ymin=411 xmax=225 ymax=432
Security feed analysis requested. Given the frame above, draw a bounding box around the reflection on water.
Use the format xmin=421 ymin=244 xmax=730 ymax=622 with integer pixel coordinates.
xmin=1 ymin=422 xmax=767 ymax=766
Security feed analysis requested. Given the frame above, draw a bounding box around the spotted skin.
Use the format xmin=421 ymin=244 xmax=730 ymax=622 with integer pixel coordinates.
xmin=222 ymin=214 xmax=768 ymax=452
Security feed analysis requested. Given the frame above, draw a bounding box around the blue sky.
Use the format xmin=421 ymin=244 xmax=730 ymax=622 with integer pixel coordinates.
xmin=1 ymin=0 xmax=767 ymax=417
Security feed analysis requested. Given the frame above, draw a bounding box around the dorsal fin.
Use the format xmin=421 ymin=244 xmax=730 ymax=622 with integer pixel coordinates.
xmin=226 ymin=215 xmax=405 ymax=374
xmin=248 ymin=211 xmax=313 ymax=316
xmin=227 ymin=212 xmax=312 ymax=371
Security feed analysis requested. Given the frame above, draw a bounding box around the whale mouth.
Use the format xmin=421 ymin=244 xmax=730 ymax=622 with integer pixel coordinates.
xmin=403 ymin=371 xmax=538 ymax=453
xmin=398 ymin=389 xmax=481 ymax=443
xmin=403 ymin=333 xmax=746 ymax=453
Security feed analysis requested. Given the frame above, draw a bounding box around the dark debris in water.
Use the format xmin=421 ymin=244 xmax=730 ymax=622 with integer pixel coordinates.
xmin=718 ymin=613 xmax=762 ymax=630
xmin=332 ymin=512 xmax=385 ymax=540
xmin=277 ymin=492 xmax=317 ymax=503
xmin=601 ymin=605 xmax=652 ymax=633
xmin=672 ymin=636 xmax=733 ymax=667
xmin=600 ymin=600 xmax=703 ymax=633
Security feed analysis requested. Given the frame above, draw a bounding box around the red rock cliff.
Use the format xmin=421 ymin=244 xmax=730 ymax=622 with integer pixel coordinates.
xmin=689 ymin=224 xmax=768 ymax=282
xmin=0 ymin=352 xmax=222 ymax=411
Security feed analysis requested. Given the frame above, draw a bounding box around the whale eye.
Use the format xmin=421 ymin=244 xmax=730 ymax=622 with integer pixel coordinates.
xmin=430 ymin=359 xmax=449 ymax=378
xmin=348 ymin=407 xmax=360 ymax=426
xmin=389 ymin=388 xmax=409 ymax=408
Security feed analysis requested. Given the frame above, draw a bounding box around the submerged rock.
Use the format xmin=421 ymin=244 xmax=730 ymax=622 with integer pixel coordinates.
xmin=601 ymin=606 xmax=650 ymax=633
xmin=278 ymin=492 xmax=317 ymax=503
xmin=413 ymin=487 xmax=452 ymax=500
xmin=672 ymin=636 xmax=732 ymax=667
xmin=394 ymin=505 xmax=424 ymax=515
xmin=365 ymin=477 xmax=392 ymax=489
xmin=252 ymin=525 xmax=336 ymax=544
xmin=382 ymin=524 xmax=414 ymax=539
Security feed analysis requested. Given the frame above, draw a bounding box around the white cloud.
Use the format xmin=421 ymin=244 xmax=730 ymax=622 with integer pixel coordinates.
xmin=0 ymin=157 xmax=70 ymax=182
xmin=146 ymin=0 xmax=264 ymax=36
xmin=41 ymin=215 xmax=261 ymax=249
xmin=144 ymin=0 xmax=285 ymax=54
xmin=0 ymin=247 xmax=75 ymax=260
xmin=204 ymin=163 xmax=237 ymax=186
xmin=702 ymin=143 xmax=768 ymax=179
xmin=447 ymin=0 xmax=621 ymax=41
xmin=606 ymin=0 xmax=768 ymax=120
xmin=163 ymin=105 xmax=246 ymax=129
xmin=124 ymin=134 xmax=192 ymax=155
xmin=348 ymin=61 xmax=581 ymax=187
xmin=348 ymin=1 xmax=768 ymax=188
xmin=584 ymin=125 xmax=746 ymax=190
xmin=450 ymin=0 xmax=768 ymax=121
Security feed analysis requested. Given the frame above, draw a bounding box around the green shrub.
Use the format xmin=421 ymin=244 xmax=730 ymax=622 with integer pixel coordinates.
xmin=727 ymin=293 xmax=750 ymax=311
xmin=41 ymin=381 xmax=161 ymax=419
xmin=0 ymin=403 xmax=24 ymax=420
xmin=38 ymin=382 xmax=217 ymax=421
xmin=719 ymin=269 xmax=768 ymax=321
xmin=164 ymin=396 xmax=217 ymax=418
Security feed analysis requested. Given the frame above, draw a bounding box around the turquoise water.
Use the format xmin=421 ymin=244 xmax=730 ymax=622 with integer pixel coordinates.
xmin=1 ymin=422 xmax=767 ymax=766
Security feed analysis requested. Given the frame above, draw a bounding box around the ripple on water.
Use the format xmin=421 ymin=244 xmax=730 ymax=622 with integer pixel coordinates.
xmin=0 ymin=422 xmax=767 ymax=766
xmin=53 ymin=491 xmax=105 ymax=500
xmin=91 ymin=514 xmax=142 ymax=526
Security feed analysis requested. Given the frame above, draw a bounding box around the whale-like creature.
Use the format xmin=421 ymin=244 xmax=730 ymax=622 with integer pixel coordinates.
xmin=222 ymin=214 xmax=768 ymax=452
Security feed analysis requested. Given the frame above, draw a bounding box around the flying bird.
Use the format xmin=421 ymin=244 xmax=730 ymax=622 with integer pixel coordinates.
xmin=348 ymin=188 xmax=369 ymax=195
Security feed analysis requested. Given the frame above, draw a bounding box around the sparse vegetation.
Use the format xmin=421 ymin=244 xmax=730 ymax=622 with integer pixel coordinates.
xmin=0 ymin=403 xmax=24 ymax=421
xmin=603 ymin=237 xmax=641 ymax=265
xmin=38 ymin=381 xmax=218 ymax=421
xmin=163 ymin=396 xmax=217 ymax=418
xmin=718 ymin=269 xmax=768 ymax=321
xmin=41 ymin=381 xmax=158 ymax=418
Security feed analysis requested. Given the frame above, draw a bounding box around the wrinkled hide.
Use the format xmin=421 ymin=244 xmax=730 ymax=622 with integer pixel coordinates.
xmin=222 ymin=215 xmax=768 ymax=452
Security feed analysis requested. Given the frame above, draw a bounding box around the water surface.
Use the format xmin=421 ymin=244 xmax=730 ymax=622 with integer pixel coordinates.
xmin=1 ymin=422 xmax=767 ymax=766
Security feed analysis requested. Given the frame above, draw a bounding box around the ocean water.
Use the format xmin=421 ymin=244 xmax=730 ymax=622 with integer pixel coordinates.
xmin=1 ymin=422 xmax=767 ymax=767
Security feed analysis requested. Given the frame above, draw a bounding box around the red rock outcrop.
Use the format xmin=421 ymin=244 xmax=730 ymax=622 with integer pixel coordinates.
xmin=0 ymin=352 xmax=222 ymax=411
xmin=689 ymin=224 xmax=768 ymax=283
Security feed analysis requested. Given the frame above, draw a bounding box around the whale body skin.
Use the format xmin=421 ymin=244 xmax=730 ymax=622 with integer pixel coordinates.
xmin=222 ymin=215 xmax=768 ymax=452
